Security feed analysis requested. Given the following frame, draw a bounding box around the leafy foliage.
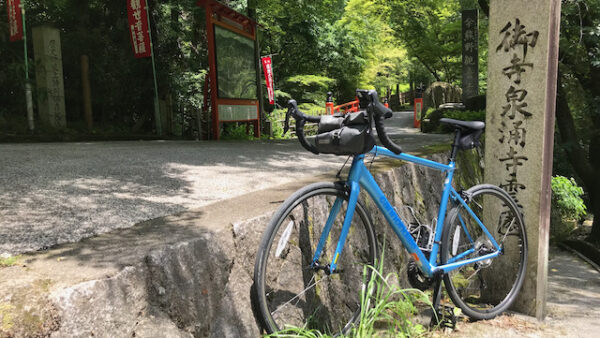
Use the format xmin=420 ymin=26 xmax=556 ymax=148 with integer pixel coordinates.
xmin=388 ymin=0 xmax=462 ymax=83
xmin=283 ymin=75 xmax=335 ymax=107
xmin=443 ymin=110 xmax=485 ymax=121
xmin=555 ymin=0 xmax=600 ymax=242
xmin=1 ymin=0 xmax=495 ymax=138
xmin=551 ymin=176 xmax=587 ymax=221
xmin=0 ymin=0 xmax=208 ymax=136
xmin=221 ymin=123 xmax=257 ymax=141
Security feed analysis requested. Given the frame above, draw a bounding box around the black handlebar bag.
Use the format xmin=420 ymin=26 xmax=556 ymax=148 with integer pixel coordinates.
xmin=314 ymin=112 xmax=375 ymax=155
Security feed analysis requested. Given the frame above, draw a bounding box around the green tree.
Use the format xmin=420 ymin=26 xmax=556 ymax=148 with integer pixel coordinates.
xmin=389 ymin=0 xmax=463 ymax=83
xmin=555 ymin=0 xmax=600 ymax=243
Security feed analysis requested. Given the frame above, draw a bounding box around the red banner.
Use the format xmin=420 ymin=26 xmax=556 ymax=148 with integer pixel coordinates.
xmin=6 ymin=0 xmax=23 ymax=42
xmin=127 ymin=0 xmax=151 ymax=58
xmin=261 ymin=56 xmax=275 ymax=105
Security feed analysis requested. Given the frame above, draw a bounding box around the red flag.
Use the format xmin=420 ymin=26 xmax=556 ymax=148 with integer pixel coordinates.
xmin=6 ymin=0 xmax=23 ymax=42
xmin=261 ymin=56 xmax=275 ymax=105
xmin=127 ymin=0 xmax=151 ymax=58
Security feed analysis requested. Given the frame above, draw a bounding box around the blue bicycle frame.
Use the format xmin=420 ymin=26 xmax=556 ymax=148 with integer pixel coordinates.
xmin=311 ymin=145 xmax=502 ymax=278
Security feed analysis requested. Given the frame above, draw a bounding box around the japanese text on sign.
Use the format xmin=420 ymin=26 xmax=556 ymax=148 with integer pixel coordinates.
xmin=261 ymin=56 xmax=275 ymax=105
xmin=462 ymin=9 xmax=479 ymax=98
xmin=6 ymin=0 xmax=23 ymax=42
xmin=127 ymin=0 xmax=151 ymax=58
xmin=496 ymin=18 xmax=539 ymax=209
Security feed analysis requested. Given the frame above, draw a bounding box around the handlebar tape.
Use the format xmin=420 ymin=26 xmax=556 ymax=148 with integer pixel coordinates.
xmin=368 ymin=90 xmax=403 ymax=155
xmin=288 ymin=100 xmax=320 ymax=154
xmin=288 ymin=100 xmax=320 ymax=123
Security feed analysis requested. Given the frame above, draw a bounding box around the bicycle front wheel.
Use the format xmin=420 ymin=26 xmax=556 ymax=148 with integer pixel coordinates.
xmin=253 ymin=182 xmax=377 ymax=335
xmin=441 ymin=184 xmax=527 ymax=320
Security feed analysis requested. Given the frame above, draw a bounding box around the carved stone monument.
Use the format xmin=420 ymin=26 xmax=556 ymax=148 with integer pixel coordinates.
xmin=462 ymin=9 xmax=479 ymax=101
xmin=485 ymin=0 xmax=561 ymax=319
xmin=33 ymin=26 xmax=66 ymax=129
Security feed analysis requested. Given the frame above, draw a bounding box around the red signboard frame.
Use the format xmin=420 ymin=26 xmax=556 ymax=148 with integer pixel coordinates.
xmin=197 ymin=0 xmax=260 ymax=140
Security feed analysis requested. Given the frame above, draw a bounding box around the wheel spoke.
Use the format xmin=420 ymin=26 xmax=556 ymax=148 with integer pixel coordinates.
xmin=271 ymin=275 xmax=325 ymax=315
xmin=254 ymin=185 xmax=377 ymax=335
xmin=442 ymin=186 xmax=527 ymax=320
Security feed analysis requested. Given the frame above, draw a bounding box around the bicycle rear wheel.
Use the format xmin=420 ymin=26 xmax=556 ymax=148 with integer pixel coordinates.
xmin=441 ymin=184 xmax=527 ymax=320
xmin=253 ymin=182 xmax=377 ymax=335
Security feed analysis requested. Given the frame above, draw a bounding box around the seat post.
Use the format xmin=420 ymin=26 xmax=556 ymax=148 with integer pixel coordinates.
xmin=449 ymin=129 xmax=462 ymax=162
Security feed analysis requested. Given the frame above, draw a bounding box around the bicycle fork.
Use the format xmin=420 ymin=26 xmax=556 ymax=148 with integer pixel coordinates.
xmin=310 ymin=181 xmax=360 ymax=274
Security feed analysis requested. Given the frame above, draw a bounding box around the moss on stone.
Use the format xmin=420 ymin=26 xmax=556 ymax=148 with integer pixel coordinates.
xmin=0 ymin=255 xmax=21 ymax=268
xmin=0 ymin=279 xmax=61 ymax=337
xmin=0 ymin=302 xmax=16 ymax=331
xmin=419 ymin=143 xmax=452 ymax=155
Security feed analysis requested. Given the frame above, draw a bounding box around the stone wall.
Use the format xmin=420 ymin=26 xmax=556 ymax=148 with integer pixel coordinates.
xmin=422 ymin=82 xmax=463 ymax=114
xmin=0 ymin=151 xmax=482 ymax=337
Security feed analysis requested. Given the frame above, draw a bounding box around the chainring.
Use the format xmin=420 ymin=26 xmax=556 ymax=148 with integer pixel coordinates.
xmin=407 ymin=260 xmax=434 ymax=291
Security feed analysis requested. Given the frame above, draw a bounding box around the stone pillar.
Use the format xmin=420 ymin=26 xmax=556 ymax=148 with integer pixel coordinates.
xmin=484 ymin=0 xmax=561 ymax=319
xmin=462 ymin=9 xmax=479 ymax=101
xmin=33 ymin=26 xmax=66 ymax=129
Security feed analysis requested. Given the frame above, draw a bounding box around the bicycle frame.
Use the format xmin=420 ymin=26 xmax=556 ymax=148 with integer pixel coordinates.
xmin=312 ymin=145 xmax=502 ymax=278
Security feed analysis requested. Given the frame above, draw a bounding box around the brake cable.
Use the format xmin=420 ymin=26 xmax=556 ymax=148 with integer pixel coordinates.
xmin=369 ymin=145 xmax=378 ymax=171
xmin=335 ymin=156 xmax=352 ymax=180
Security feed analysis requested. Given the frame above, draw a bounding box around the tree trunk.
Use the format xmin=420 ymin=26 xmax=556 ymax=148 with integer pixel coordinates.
xmin=556 ymin=72 xmax=600 ymax=244
xmin=589 ymin=182 xmax=600 ymax=244
xmin=587 ymin=135 xmax=600 ymax=244
xmin=248 ymin=0 xmax=264 ymax=134
xmin=478 ymin=0 xmax=490 ymax=17
xmin=81 ymin=55 xmax=93 ymax=131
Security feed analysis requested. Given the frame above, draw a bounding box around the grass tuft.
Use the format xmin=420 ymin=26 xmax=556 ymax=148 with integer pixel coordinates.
xmin=267 ymin=247 xmax=433 ymax=337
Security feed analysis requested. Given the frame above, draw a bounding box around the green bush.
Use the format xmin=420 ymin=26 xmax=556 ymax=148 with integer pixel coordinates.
xmin=551 ymin=176 xmax=586 ymax=221
xmin=423 ymin=108 xmax=436 ymax=119
xmin=220 ymin=123 xmax=256 ymax=141
xmin=282 ymin=74 xmax=335 ymax=107
xmin=443 ymin=110 xmax=485 ymax=121
xmin=551 ymin=176 xmax=586 ymax=241
xmin=265 ymin=109 xmax=292 ymax=140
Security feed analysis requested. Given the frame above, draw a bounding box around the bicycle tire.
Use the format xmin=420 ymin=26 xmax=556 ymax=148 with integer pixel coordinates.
xmin=441 ymin=184 xmax=528 ymax=320
xmin=253 ymin=182 xmax=378 ymax=335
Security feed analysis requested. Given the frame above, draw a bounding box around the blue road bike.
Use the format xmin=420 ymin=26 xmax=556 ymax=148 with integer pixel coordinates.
xmin=252 ymin=90 xmax=527 ymax=335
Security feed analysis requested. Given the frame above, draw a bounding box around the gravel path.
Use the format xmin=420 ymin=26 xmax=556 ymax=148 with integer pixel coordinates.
xmin=0 ymin=111 xmax=451 ymax=254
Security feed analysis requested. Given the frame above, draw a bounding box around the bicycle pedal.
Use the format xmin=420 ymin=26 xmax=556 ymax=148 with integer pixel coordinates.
xmin=430 ymin=305 xmax=457 ymax=329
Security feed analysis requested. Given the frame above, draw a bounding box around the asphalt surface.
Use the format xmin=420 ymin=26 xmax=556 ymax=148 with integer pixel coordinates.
xmin=0 ymin=111 xmax=451 ymax=254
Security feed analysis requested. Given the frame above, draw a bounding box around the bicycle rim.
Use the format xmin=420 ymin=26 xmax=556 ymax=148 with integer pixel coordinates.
xmin=442 ymin=184 xmax=527 ymax=319
xmin=253 ymin=183 xmax=377 ymax=334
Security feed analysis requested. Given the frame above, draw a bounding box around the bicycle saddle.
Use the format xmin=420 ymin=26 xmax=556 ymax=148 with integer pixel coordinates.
xmin=439 ymin=118 xmax=485 ymax=131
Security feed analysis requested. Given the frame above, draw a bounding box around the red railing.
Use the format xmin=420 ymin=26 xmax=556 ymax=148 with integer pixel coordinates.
xmin=325 ymin=94 xmax=388 ymax=115
xmin=326 ymin=98 xmax=360 ymax=115
xmin=333 ymin=99 xmax=360 ymax=114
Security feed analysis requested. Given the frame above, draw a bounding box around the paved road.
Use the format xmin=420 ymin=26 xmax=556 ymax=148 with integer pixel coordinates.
xmin=0 ymin=111 xmax=451 ymax=254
